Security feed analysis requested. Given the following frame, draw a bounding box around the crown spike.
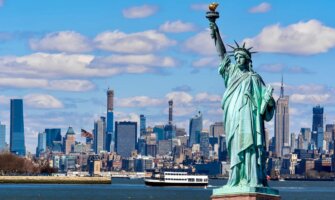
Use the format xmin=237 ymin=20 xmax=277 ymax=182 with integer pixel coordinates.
xmin=242 ymin=42 xmax=246 ymax=48
xmin=234 ymin=40 xmax=240 ymax=48
xmin=247 ymin=47 xmax=253 ymax=51
xmin=227 ymin=44 xmax=236 ymax=50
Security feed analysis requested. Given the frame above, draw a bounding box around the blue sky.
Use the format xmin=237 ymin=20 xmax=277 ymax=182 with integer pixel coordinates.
xmin=0 ymin=0 xmax=335 ymax=152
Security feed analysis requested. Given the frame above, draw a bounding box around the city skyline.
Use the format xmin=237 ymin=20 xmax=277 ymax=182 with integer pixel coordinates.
xmin=0 ymin=1 xmax=335 ymax=152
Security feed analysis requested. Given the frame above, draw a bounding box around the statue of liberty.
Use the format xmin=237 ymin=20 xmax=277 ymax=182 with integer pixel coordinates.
xmin=206 ymin=4 xmax=280 ymax=198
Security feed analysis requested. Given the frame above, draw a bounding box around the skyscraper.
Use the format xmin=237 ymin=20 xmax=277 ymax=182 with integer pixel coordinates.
xmin=45 ymin=128 xmax=62 ymax=151
xmin=312 ymin=105 xmax=323 ymax=132
xmin=115 ymin=121 xmax=137 ymax=158
xmin=107 ymin=89 xmax=114 ymax=111
xmin=168 ymin=100 xmax=173 ymax=125
xmin=189 ymin=111 xmax=203 ymax=147
xmin=140 ymin=114 xmax=146 ymax=137
xmin=64 ymin=127 xmax=76 ymax=154
xmin=200 ymin=131 xmax=210 ymax=159
xmin=300 ymin=128 xmax=311 ymax=143
xmin=290 ymin=132 xmax=296 ymax=152
xmin=209 ymin=122 xmax=224 ymax=138
xmin=94 ymin=116 xmax=106 ymax=154
xmin=10 ymin=99 xmax=25 ymax=156
xmin=106 ymin=88 xmax=114 ymax=152
xmin=0 ymin=122 xmax=6 ymax=151
xmin=274 ymin=77 xmax=289 ymax=157
xmin=36 ymin=132 xmax=46 ymax=157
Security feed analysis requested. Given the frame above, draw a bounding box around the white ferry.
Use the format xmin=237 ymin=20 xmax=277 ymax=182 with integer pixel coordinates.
xmin=144 ymin=171 xmax=208 ymax=187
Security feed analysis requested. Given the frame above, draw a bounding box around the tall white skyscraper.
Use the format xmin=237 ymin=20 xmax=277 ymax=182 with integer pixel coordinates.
xmin=274 ymin=77 xmax=289 ymax=157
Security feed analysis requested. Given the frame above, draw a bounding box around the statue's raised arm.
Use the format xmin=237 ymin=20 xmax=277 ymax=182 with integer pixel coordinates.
xmin=206 ymin=3 xmax=226 ymax=60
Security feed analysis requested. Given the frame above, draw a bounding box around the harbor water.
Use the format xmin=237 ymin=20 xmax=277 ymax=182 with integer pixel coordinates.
xmin=0 ymin=178 xmax=334 ymax=200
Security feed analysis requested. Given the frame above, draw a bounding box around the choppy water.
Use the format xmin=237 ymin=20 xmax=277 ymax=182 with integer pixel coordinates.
xmin=0 ymin=178 xmax=334 ymax=200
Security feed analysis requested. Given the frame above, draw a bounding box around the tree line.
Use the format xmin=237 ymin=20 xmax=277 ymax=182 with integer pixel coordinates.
xmin=0 ymin=152 xmax=57 ymax=175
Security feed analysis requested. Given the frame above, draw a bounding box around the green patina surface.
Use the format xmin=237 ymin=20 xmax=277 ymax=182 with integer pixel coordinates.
xmin=206 ymin=4 xmax=279 ymax=197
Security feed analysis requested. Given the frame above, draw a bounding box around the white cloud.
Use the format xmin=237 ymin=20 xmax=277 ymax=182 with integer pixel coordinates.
xmin=290 ymin=93 xmax=331 ymax=104
xmin=0 ymin=77 xmax=94 ymax=91
xmin=98 ymin=54 xmax=176 ymax=68
xmin=165 ymin=92 xmax=193 ymax=105
xmin=0 ymin=77 xmax=48 ymax=88
xmin=122 ymin=5 xmax=158 ymax=19
xmin=30 ymin=31 xmax=92 ymax=53
xmin=243 ymin=20 xmax=335 ymax=55
xmin=190 ymin=4 xmax=208 ymax=11
xmin=114 ymin=112 xmax=140 ymax=123
xmin=183 ymin=30 xmax=216 ymax=56
xmin=24 ymin=94 xmax=64 ymax=109
xmin=249 ymin=2 xmax=271 ymax=13
xmin=0 ymin=52 xmax=177 ymax=79
xmin=159 ymin=21 xmax=196 ymax=33
xmin=116 ymin=96 xmax=163 ymax=107
xmin=192 ymin=56 xmax=218 ymax=68
xmin=0 ymin=95 xmax=11 ymax=105
xmin=49 ymin=80 xmax=95 ymax=91
xmin=166 ymin=106 xmax=195 ymax=117
xmin=94 ymin=30 xmax=176 ymax=53
xmin=194 ymin=92 xmax=221 ymax=103
xmin=0 ymin=53 xmax=122 ymax=78
xmin=257 ymin=63 xmax=311 ymax=74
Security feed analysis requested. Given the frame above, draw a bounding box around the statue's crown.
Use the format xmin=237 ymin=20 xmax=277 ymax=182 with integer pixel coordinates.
xmin=228 ymin=41 xmax=256 ymax=59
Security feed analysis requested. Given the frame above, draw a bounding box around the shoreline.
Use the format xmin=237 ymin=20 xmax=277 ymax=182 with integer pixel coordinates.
xmin=0 ymin=176 xmax=111 ymax=184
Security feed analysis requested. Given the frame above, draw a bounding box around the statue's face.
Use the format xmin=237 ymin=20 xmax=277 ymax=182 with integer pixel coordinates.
xmin=235 ymin=53 xmax=248 ymax=71
xmin=235 ymin=54 xmax=246 ymax=65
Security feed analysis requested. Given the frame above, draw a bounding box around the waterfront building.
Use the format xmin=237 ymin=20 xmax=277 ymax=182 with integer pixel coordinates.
xmin=135 ymin=157 xmax=154 ymax=172
xmin=189 ymin=111 xmax=203 ymax=147
xmin=137 ymin=138 xmax=146 ymax=155
xmin=45 ymin=128 xmax=62 ymax=151
xmin=316 ymin=127 xmax=324 ymax=150
xmin=312 ymin=105 xmax=324 ymax=132
xmin=146 ymin=144 xmax=157 ymax=157
xmin=158 ymin=140 xmax=172 ymax=155
xmin=200 ymin=131 xmax=210 ymax=159
xmin=88 ymin=155 xmax=101 ymax=176
xmin=164 ymin=124 xmax=176 ymax=140
xmin=176 ymin=127 xmax=187 ymax=137
xmin=64 ymin=127 xmax=76 ymax=154
xmin=106 ymin=89 xmax=114 ymax=152
xmin=325 ymin=124 xmax=334 ymax=142
xmin=290 ymin=132 xmax=296 ymax=152
xmin=10 ymin=99 xmax=25 ymax=156
xmin=153 ymin=125 xmax=165 ymax=141
xmin=209 ymin=122 xmax=224 ymax=138
xmin=115 ymin=121 xmax=137 ymax=158
xmin=122 ymin=158 xmax=135 ymax=171
xmin=36 ymin=132 xmax=46 ymax=157
xmin=140 ymin=114 xmax=146 ymax=137
xmin=297 ymin=134 xmax=307 ymax=150
xmin=219 ymin=135 xmax=227 ymax=161
xmin=274 ymin=77 xmax=289 ymax=157
xmin=94 ymin=116 xmax=106 ymax=154
xmin=301 ymin=128 xmax=311 ymax=143
xmin=0 ymin=122 xmax=5 ymax=151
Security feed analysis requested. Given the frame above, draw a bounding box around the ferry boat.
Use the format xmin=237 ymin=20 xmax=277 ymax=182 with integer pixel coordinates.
xmin=144 ymin=171 xmax=208 ymax=187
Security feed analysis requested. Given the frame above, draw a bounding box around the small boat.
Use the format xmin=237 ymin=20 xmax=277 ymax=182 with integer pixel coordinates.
xmin=128 ymin=174 xmax=142 ymax=179
xmin=144 ymin=171 xmax=208 ymax=187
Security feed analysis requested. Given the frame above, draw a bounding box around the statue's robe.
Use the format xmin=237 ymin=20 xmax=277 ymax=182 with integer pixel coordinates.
xmin=219 ymin=55 xmax=275 ymax=187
